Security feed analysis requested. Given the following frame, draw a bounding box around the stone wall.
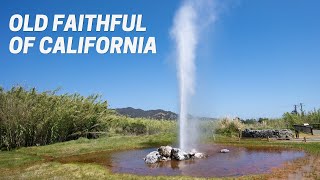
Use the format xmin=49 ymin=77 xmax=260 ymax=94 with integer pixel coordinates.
xmin=242 ymin=129 xmax=293 ymax=139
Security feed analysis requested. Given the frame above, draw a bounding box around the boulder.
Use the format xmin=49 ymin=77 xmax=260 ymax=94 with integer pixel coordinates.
xmin=220 ymin=149 xmax=230 ymax=153
xmin=158 ymin=146 xmax=172 ymax=158
xmin=144 ymin=151 xmax=161 ymax=164
xmin=188 ymin=149 xmax=205 ymax=159
xmin=171 ymin=148 xmax=190 ymax=161
xmin=194 ymin=152 xmax=205 ymax=158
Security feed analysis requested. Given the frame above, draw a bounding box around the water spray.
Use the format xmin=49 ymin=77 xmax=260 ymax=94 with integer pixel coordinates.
xmin=171 ymin=0 xmax=215 ymax=150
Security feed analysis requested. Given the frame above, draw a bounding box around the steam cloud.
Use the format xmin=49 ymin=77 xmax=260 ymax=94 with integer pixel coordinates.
xmin=171 ymin=0 xmax=216 ymax=150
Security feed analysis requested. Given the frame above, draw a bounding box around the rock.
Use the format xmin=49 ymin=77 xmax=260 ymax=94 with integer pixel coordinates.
xmin=242 ymin=129 xmax=293 ymax=139
xmin=189 ymin=149 xmax=197 ymax=155
xmin=188 ymin=149 xmax=205 ymax=159
xmin=171 ymin=148 xmax=190 ymax=161
xmin=194 ymin=152 xmax=205 ymax=158
xmin=144 ymin=146 xmax=206 ymax=164
xmin=220 ymin=149 xmax=230 ymax=153
xmin=160 ymin=156 xmax=171 ymax=161
xmin=144 ymin=151 xmax=161 ymax=164
xmin=158 ymin=146 xmax=172 ymax=158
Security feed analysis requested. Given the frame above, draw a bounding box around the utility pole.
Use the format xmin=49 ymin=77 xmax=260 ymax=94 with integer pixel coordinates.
xmin=292 ymin=104 xmax=298 ymax=115
xmin=299 ymin=103 xmax=304 ymax=116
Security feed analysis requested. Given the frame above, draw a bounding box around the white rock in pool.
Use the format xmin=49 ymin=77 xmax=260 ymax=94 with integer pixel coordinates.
xmin=171 ymin=148 xmax=190 ymax=161
xmin=144 ymin=151 xmax=161 ymax=164
xmin=220 ymin=149 xmax=230 ymax=153
xmin=188 ymin=149 xmax=205 ymax=159
xmin=158 ymin=146 xmax=172 ymax=158
xmin=194 ymin=152 xmax=205 ymax=158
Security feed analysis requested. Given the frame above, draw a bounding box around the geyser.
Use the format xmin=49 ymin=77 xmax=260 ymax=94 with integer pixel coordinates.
xmin=171 ymin=0 xmax=215 ymax=150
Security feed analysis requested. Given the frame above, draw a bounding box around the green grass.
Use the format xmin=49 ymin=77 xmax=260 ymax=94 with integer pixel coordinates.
xmin=0 ymin=151 xmax=41 ymax=169
xmin=16 ymin=133 xmax=176 ymax=158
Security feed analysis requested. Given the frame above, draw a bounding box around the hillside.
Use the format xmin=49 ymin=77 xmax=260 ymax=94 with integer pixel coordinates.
xmin=115 ymin=107 xmax=178 ymax=120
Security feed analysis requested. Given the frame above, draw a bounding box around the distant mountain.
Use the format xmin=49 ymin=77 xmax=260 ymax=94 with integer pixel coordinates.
xmin=115 ymin=107 xmax=178 ymax=120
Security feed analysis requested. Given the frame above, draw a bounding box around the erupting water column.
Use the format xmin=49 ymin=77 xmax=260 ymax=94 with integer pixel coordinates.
xmin=171 ymin=1 xmax=198 ymax=151
xmin=171 ymin=0 xmax=215 ymax=151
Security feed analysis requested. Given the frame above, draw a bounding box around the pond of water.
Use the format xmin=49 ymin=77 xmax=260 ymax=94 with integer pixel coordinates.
xmin=57 ymin=144 xmax=305 ymax=177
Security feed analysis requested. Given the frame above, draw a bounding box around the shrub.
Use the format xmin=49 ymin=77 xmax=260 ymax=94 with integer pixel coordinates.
xmin=282 ymin=112 xmax=303 ymax=129
xmin=215 ymin=118 xmax=244 ymax=137
xmin=122 ymin=122 xmax=147 ymax=135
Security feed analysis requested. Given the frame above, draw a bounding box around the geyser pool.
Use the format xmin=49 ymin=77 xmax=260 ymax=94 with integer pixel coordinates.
xmin=56 ymin=145 xmax=305 ymax=178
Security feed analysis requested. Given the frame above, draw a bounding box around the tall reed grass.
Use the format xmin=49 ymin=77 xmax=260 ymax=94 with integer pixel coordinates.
xmin=0 ymin=86 xmax=176 ymax=150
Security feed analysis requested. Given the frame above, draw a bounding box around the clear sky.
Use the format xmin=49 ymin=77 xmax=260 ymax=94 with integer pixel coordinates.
xmin=1 ymin=0 xmax=320 ymax=119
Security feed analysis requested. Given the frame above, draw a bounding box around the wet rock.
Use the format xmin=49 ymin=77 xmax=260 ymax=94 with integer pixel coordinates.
xmin=171 ymin=148 xmax=190 ymax=161
xmin=144 ymin=151 xmax=161 ymax=164
xmin=158 ymin=146 xmax=172 ymax=158
xmin=242 ymin=129 xmax=293 ymax=139
xmin=220 ymin=149 xmax=230 ymax=153
xmin=160 ymin=156 xmax=171 ymax=161
xmin=144 ymin=146 xmax=206 ymax=163
xmin=194 ymin=152 xmax=205 ymax=158
xmin=189 ymin=149 xmax=197 ymax=155
xmin=189 ymin=149 xmax=205 ymax=159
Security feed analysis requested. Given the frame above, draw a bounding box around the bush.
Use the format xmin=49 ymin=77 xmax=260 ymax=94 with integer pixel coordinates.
xmin=282 ymin=112 xmax=303 ymax=129
xmin=215 ymin=118 xmax=244 ymax=137
xmin=307 ymin=109 xmax=320 ymax=124
xmin=122 ymin=122 xmax=147 ymax=135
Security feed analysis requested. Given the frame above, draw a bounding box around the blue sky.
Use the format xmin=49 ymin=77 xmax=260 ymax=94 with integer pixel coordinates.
xmin=1 ymin=0 xmax=320 ymax=118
